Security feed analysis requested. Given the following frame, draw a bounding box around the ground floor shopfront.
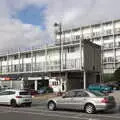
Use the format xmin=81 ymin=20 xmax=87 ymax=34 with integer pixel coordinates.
xmin=0 ymin=71 xmax=101 ymax=92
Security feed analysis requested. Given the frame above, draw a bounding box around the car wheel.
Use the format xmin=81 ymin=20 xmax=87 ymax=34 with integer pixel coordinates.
xmin=11 ymin=99 xmax=17 ymax=107
xmin=85 ymin=104 xmax=96 ymax=114
xmin=48 ymin=101 xmax=56 ymax=111
xmin=26 ymin=103 xmax=32 ymax=107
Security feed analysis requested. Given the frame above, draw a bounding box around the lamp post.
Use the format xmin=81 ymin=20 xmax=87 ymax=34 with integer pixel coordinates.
xmin=54 ymin=22 xmax=62 ymax=80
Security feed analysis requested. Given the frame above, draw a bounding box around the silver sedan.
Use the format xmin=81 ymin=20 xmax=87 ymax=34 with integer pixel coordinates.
xmin=47 ymin=89 xmax=116 ymax=114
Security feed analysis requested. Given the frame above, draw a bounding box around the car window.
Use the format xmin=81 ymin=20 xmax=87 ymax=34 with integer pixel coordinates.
xmin=9 ymin=91 xmax=15 ymax=95
xmin=65 ymin=91 xmax=76 ymax=97
xmin=90 ymin=91 xmax=105 ymax=97
xmin=76 ymin=91 xmax=89 ymax=97
xmin=0 ymin=91 xmax=10 ymax=96
xmin=19 ymin=91 xmax=29 ymax=95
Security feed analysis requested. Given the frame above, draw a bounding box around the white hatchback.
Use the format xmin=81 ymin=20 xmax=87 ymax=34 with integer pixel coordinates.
xmin=0 ymin=89 xmax=32 ymax=107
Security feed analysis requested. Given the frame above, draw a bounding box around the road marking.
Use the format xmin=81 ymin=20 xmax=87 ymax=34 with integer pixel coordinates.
xmin=0 ymin=111 xmax=11 ymax=114
xmin=0 ymin=106 xmax=120 ymax=119
xmin=12 ymin=110 xmax=99 ymax=120
xmin=11 ymin=109 xmax=120 ymax=120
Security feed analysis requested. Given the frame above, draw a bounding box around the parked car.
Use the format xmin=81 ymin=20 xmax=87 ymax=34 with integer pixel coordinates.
xmin=47 ymin=89 xmax=116 ymax=114
xmin=88 ymin=84 xmax=112 ymax=93
xmin=38 ymin=86 xmax=53 ymax=94
xmin=24 ymin=89 xmax=38 ymax=96
xmin=106 ymin=82 xmax=120 ymax=90
xmin=0 ymin=89 xmax=32 ymax=107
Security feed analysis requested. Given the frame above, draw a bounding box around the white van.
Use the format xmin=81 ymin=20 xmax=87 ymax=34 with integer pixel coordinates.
xmin=49 ymin=79 xmax=61 ymax=93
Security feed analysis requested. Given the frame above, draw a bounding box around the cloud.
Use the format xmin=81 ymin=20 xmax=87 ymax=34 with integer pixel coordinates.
xmin=0 ymin=0 xmax=120 ymax=52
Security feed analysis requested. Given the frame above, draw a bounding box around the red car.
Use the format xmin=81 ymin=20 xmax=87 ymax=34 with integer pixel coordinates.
xmin=24 ymin=89 xmax=38 ymax=96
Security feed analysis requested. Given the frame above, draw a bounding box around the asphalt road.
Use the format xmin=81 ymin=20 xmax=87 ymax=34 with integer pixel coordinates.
xmin=0 ymin=99 xmax=120 ymax=120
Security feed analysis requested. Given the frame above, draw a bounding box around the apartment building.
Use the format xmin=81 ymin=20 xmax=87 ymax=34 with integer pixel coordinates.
xmin=55 ymin=19 xmax=120 ymax=74
xmin=0 ymin=40 xmax=101 ymax=91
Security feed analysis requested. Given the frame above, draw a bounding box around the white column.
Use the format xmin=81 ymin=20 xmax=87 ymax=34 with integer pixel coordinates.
xmin=83 ymin=70 xmax=86 ymax=89
xmin=10 ymin=80 xmax=12 ymax=88
xmin=21 ymin=78 xmax=24 ymax=89
xmin=35 ymin=80 xmax=37 ymax=91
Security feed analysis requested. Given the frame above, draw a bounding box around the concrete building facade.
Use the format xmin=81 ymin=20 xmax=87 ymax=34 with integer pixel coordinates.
xmin=0 ymin=40 xmax=101 ymax=92
xmin=55 ymin=19 xmax=120 ymax=74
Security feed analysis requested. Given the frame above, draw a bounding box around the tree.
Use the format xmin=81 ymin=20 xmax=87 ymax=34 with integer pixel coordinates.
xmin=113 ymin=67 xmax=120 ymax=81
xmin=103 ymin=74 xmax=113 ymax=82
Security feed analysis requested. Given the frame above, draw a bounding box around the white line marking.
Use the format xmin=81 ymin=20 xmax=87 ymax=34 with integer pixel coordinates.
xmin=0 ymin=111 xmax=11 ymax=114
xmin=12 ymin=111 xmax=94 ymax=120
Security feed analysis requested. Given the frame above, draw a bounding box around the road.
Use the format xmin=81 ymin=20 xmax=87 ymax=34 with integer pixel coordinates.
xmin=0 ymin=99 xmax=120 ymax=120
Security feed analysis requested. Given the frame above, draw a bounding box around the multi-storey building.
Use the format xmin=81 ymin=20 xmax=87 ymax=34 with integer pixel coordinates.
xmin=0 ymin=40 xmax=101 ymax=91
xmin=55 ymin=19 xmax=120 ymax=74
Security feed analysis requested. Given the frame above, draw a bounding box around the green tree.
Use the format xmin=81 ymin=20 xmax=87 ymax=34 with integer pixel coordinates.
xmin=113 ymin=67 xmax=120 ymax=81
xmin=103 ymin=74 xmax=113 ymax=82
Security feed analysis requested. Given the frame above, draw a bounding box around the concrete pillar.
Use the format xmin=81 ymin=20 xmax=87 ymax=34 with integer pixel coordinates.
xmin=10 ymin=80 xmax=12 ymax=88
xmin=64 ymin=72 xmax=68 ymax=91
xmin=21 ymin=78 xmax=24 ymax=89
xmin=35 ymin=80 xmax=37 ymax=91
xmin=0 ymin=81 xmax=2 ymax=88
xmin=83 ymin=71 xmax=86 ymax=89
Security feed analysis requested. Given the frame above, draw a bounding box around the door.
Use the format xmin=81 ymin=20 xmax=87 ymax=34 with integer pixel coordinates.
xmin=0 ymin=91 xmax=10 ymax=104
xmin=72 ymin=91 xmax=89 ymax=110
xmin=57 ymin=91 xmax=76 ymax=109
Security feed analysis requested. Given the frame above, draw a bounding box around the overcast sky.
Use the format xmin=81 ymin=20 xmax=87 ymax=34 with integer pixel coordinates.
xmin=0 ymin=0 xmax=120 ymax=52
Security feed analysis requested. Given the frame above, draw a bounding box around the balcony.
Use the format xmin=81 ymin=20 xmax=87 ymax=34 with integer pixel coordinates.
xmin=0 ymin=59 xmax=81 ymax=74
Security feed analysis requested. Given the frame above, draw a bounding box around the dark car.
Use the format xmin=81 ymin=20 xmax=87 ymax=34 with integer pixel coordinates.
xmin=24 ymin=89 xmax=38 ymax=96
xmin=88 ymin=84 xmax=112 ymax=93
xmin=106 ymin=82 xmax=120 ymax=90
xmin=38 ymin=86 xmax=53 ymax=94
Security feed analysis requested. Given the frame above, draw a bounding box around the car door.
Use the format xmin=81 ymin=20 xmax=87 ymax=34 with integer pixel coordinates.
xmin=72 ymin=91 xmax=89 ymax=110
xmin=57 ymin=91 xmax=76 ymax=109
xmin=0 ymin=91 xmax=10 ymax=104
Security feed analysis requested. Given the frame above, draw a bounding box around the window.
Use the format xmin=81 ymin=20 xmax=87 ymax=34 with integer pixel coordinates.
xmin=3 ymin=57 xmax=7 ymax=61
xmin=76 ymin=35 xmax=80 ymax=40
xmin=25 ymin=53 xmax=31 ymax=58
xmin=14 ymin=55 xmax=18 ymax=60
xmin=65 ymin=91 xmax=76 ymax=97
xmin=0 ymin=91 xmax=10 ymax=96
xmin=20 ymin=92 xmax=29 ymax=95
xmin=9 ymin=91 xmax=15 ymax=95
xmin=26 ymin=63 xmax=31 ymax=71
xmin=75 ymin=91 xmax=89 ymax=97
xmin=90 ymin=91 xmax=105 ymax=97
xmin=68 ymin=47 xmax=75 ymax=53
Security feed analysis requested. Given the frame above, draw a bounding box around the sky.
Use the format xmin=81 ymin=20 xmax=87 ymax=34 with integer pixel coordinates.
xmin=0 ymin=0 xmax=120 ymax=53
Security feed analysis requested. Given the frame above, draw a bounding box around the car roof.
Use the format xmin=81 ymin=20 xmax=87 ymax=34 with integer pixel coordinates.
xmin=68 ymin=89 xmax=88 ymax=92
xmin=5 ymin=89 xmax=27 ymax=92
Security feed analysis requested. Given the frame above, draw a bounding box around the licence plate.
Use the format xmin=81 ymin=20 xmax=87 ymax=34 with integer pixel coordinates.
xmin=24 ymin=99 xmax=30 ymax=102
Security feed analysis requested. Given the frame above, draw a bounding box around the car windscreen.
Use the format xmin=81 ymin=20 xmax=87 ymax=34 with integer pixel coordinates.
xmin=90 ymin=91 xmax=105 ymax=97
xmin=19 ymin=91 xmax=30 ymax=95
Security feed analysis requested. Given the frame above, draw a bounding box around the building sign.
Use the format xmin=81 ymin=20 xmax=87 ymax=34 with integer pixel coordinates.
xmin=0 ymin=77 xmax=11 ymax=81
xmin=28 ymin=77 xmax=42 ymax=80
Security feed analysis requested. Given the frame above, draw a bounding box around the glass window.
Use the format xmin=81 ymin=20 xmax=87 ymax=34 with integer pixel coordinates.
xmin=9 ymin=91 xmax=15 ymax=95
xmin=0 ymin=91 xmax=10 ymax=96
xmin=65 ymin=91 xmax=76 ymax=97
xmin=76 ymin=91 xmax=89 ymax=97
xmin=90 ymin=91 xmax=105 ymax=97
xmin=20 ymin=92 xmax=29 ymax=95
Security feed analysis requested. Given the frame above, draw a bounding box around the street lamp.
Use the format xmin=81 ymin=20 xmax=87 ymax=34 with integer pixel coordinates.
xmin=54 ymin=22 xmax=62 ymax=80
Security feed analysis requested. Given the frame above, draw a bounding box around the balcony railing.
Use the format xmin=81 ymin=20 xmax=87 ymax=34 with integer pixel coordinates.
xmin=0 ymin=59 xmax=81 ymax=74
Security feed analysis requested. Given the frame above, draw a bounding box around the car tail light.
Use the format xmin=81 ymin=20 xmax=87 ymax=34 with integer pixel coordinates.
xmin=16 ymin=96 xmax=22 ymax=98
xmin=101 ymin=98 xmax=109 ymax=103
